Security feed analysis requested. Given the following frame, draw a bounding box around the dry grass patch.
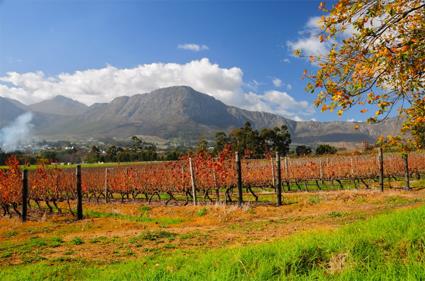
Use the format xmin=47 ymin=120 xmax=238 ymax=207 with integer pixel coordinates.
xmin=0 ymin=189 xmax=424 ymax=266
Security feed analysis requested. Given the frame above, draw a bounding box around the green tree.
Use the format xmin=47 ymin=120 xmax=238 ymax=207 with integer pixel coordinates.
xmin=39 ymin=150 xmax=58 ymax=163
xmin=295 ymin=145 xmax=312 ymax=156
xmin=131 ymin=136 xmax=146 ymax=151
xmin=164 ymin=147 xmax=185 ymax=161
xmin=117 ymin=150 xmax=131 ymax=162
xmin=86 ymin=146 xmax=100 ymax=163
xmin=196 ymin=137 xmax=209 ymax=153
xmin=214 ymin=131 xmax=230 ymax=154
xmin=106 ymin=145 xmax=119 ymax=162
xmin=229 ymin=122 xmax=264 ymax=158
xmin=315 ymin=144 xmax=338 ymax=155
xmin=260 ymin=125 xmax=292 ymax=156
xmin=0 ymin=148 xmax=6 ymax=165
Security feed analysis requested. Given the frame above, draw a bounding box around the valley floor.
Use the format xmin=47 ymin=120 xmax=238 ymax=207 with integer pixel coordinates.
xmin=1 ymin=185 xmax=425 ymax=280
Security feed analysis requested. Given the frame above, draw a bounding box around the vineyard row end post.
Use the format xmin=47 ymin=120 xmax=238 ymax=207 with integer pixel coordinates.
xmin=285 ymin=157 xmax=290 ymax=191
xmin=235 ymin=152 xmax=243 ymax=207
xmin=76 ymin=165 xmax=83 ymax=220
xmin=276 ymin=152 xmax=282 ymax=206
xmin=21 ymin=169 xmax=29 ymax=222
xmin=319 ymin=159 xmax=323 ymax=181
xmin=213 ymin=169 xmax=220 ymax=203
xmin=402 ymin=153 xmax=410 ymax=190
xmin=378 ymin=147 xmax=384 ymax=192
xmin=189 ymin=157 xmax=197 ymax=205
xmin=270 ymin=157 xmax=275 ymax=187
xmin=104 ymin=168 xmax=109 ymax=203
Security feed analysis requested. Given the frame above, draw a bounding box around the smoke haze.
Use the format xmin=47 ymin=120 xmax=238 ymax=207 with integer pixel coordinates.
xmin=0 ymin=112 xmax=33 ymax=152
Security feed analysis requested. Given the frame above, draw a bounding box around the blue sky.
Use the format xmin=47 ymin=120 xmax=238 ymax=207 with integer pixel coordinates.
xmin=0 ymin=0 xmax=360 ymax=122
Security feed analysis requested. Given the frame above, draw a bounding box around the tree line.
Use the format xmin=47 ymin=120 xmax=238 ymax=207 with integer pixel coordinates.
xmin=0 ymin=123 xmax=340 ymax=165
xmin=199 ymin=122 xmax=338 ymax=158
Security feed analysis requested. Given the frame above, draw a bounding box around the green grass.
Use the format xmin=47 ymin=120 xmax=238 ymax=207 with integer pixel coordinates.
xmin=70 ymin=237 xmax=84 ymax=245
xmin=328 ymin=211 xmax=347 ymax=218
xmin=411 ymin=178 xmax=425 ymax=189
xmin=129 ymin=230 xmax=176 ymax=243
xmin=308 ymin=195 xmax=321 ymax=204
xmin=2 ymin=204 xmax=425 ymax=280
xmin=3 ymin=230 xmax=18 ymax=238
xmin=85 ymin=210 xmax=184 ymax=225
xmin=0 ymin=236 xmax=53 ymax=264
xmin=196 ymin=207 xmax=208 ymax=217
xmin=88 ymin=236 xmax=108 ymax=244
xmin=49 ymin=237 xmax=64 ymax=247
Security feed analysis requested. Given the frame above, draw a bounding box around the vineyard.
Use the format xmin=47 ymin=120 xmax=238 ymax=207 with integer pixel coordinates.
xmin=1 ymin=148 xmax=425 ymax=220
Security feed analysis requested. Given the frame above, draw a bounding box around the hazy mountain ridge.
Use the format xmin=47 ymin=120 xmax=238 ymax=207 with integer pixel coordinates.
xmin=0 ymin=86 xmax=401 ymax=144
xmin=29 ymin=95 xmax=88 ymax=116
xmin=0 ymin=97 xmax=27 ymax=127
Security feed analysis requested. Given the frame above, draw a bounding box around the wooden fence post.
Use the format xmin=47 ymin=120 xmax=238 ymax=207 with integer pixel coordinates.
xmin=285 ymin=157 xmax=290 ymax=191
xmin=276 ymin=152 xmax=282 ymax=206
xmin=378 ymin=147 xmax=384 ymax=192
xmin=319 ymin=159 xmax=323 ymax=181
xmin=76 ymin=165 xmax=83 ymax=220
xmin=104 ymin=168 xmax=109 ymax=203
xmin=270 ymin=157 xmax=275 ymax=187
xmin=402 ymin=153 xmax=410 ymax=190
xmin=22 ymin=169 xmax=28 ymax=222
xmin=189 ymin=158 xmax=197 ymax=205
xmin=213 ymin=169 xmax=220 ymax=203
xmin=235 ymin=152 xmax=243 ymax=207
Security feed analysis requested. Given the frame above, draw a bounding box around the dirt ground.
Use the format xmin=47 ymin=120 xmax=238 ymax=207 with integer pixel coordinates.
xmin=1 ymin=189 xmax=424 ymax=266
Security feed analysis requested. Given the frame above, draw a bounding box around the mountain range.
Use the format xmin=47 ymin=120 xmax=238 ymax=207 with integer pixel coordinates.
xmin=0 ymin=86 xmax=402 ymax=145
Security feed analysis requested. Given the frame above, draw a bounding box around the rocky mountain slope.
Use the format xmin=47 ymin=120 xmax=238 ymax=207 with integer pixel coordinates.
xmin=29 ymin=95 xmax=88 ymax=116
xmin=0 ymin=86 xmax=401 ymax=144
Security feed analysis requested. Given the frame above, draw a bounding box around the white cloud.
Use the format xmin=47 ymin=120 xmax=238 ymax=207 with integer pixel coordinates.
xmin=347 ymin=118 xmax=362 ymax=123
xmin=272 ymin=78 xmax=282 ymax=88
xmin=271 ymin=79 xmax=292 ymax=91
xmin=287 ymin=14 xmax=390 ymax=60
xmin=287 ymin=36 xmax=328 ymax=57
xmin=0 ymin=58 xmax=314 ymax=120
xmin=263 ymin=90 xmax=313 ymax=114
xmin=282 ymin=58 xmax=290 ymax=63
xmin=287 ymin=16 xmax=330 ymax=58
xmin=241 ymin=90 xmax=314 ymax=120
xmin=245 ymin=79 xmax=262 ymax=91
xmin=177 ymin=43 xmax=209 ymax=52
xmin=306 ymin=16 xmax=322 ymax=30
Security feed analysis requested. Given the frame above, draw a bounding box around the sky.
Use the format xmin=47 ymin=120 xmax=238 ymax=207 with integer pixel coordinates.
xmin=0 ymin=0 xmax=360 ymax=122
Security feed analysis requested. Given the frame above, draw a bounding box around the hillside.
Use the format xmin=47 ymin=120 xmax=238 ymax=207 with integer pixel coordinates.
xmin=1 ymin=86 xmax=401 ymax=144
xmin=29 ymin=95 xmax=88 ymax=116
xmin=0 ymin=97 xmax=26 ymax=127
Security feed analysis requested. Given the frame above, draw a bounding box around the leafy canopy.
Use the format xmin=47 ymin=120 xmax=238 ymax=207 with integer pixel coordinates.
xmin=295 ymin=145 xmax=312 ymax=156
xmin=315 ymin=144 xmax=338 ymax=155
xmin=213 ymin=122 xmax=292 ymax=158
xmin=302 ymin=0 xmax=425 ymax=148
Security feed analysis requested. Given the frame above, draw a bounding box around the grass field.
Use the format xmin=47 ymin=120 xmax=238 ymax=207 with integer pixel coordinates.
xmin=1 ymin=186 xmax=425 ymax=280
